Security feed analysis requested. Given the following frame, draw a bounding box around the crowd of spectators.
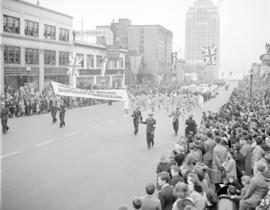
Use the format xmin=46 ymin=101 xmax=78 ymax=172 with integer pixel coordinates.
xmin=122 ymin=84 xmax=270 ymax=210
xmin=0 ymin=86 xmax=106 ymax=118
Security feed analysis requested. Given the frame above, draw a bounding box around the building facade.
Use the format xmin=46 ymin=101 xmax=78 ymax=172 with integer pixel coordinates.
xmin=185 ymin=0 xmax=220 ymax=81
xmin=1 ymin=0 xmax=73 ymax=91
xmin=74 ymin=41 xmax=126 ymax=89
xmin=128 ymin=25 xmax=173 ymax=83
xmin=1 ymin=0 xmax=127 ymax=92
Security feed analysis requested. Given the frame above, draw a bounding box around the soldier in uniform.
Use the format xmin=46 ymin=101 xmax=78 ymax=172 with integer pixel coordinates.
xmin=141 ymin=113 xmax=156 ymax=149
xmin=59 ymin=100 xmax=68 ymax=128
xmin=132 ymin=106 xmax=142 ymax=135
xmin=51 ymin=98 xmax=58 ymax=124
xmin=169 ymin=107 xmax=181 ymax=136
xmin=1 ymin=102 xmax=10 ymax=134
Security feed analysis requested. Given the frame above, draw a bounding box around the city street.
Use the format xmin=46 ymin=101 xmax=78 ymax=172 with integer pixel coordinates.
xmin=2 ymin=82 xmax=237 ymax=210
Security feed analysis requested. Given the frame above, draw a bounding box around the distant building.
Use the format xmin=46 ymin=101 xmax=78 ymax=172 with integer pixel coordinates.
xmin=97 ymin=18 xmax=131 ymax=49
xmin=74 ymin=41 xmax=126 ymax=89
xmin=185 ymin=0 xmax=220 ymax=81
xmin=128 ymin=25 xmax=173 ymax=83
xmin=1 ymin=0 xmax=73 ymax=91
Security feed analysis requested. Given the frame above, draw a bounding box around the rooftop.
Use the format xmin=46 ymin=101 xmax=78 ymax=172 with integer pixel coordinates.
xmin=12 ymin=0 xmax=73 ymax=19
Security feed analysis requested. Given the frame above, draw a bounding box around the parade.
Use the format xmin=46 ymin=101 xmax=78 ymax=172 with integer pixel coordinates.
xmin=1 ymin=0 xmax=270 ymax=209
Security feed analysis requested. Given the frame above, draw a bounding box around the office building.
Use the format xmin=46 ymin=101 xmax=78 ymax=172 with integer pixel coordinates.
xmin=185 ymin=0 xmax=220 ymax=81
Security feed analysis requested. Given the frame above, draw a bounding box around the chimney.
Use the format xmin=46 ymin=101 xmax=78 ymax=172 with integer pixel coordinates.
xmin=37 ymin=0 xmax=40 ymax=6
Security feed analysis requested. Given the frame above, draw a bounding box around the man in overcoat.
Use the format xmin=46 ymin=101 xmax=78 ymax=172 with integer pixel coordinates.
xmin=212 ymin=136 xmax=227 ymax=190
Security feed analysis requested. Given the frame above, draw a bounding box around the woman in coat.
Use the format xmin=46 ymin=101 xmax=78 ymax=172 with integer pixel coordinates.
xmin=222 ymin=149 xmax=237 ymax=181
xmin=212 ymin=136 xmax=227 ymax=189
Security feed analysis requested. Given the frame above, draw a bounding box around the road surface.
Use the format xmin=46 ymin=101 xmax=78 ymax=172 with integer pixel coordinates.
xmin=1 ymin=82 xmax=237 ymax=210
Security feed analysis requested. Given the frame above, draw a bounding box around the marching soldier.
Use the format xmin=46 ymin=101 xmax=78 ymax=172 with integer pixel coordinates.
xmin=169 ymin=107 xmax=181 ymax=136
xmin=51 ymin=98 xmax=58 ymax=124
xmin=59 ymin=100 xmax=68 ymax=128
xmin=1 ymin=102 xmax=10 ymax=134
xmin=141 ymin=113 xmax=156 ymax=149
xmin=132 ymin=106 xmax=142 ymax=135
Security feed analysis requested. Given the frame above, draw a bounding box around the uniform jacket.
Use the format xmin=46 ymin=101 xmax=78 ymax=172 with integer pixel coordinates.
xmin=141 ymin=118 xmax=156 ymax=134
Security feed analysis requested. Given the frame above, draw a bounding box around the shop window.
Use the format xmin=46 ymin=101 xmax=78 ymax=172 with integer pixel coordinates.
xmin=87 ymin=54 xmax=94 ymax=68
xmin=25 ymin=48 xmax=39 ymax=64
xmin=4 ymin=46 xmax=20 ymax=64
xmin=25 ymin=20 xmax=39 ymax=37
xmin=59 ymin=52 xmax=69 ymax=66
xmin=3 ymin=15 xmax=20 ymax=34
xmin=44 ymin=50 xmax=56 ymax=65
xmin=59 ymin=28 xmax=69 ymax=42
xmin=44 ymin=24 xmax=56 ymax=40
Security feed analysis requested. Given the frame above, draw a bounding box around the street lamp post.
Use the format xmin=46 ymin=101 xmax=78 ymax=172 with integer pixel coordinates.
xmin=26 ymin=66 xmax=31 ymax=89
xmin=250 ymin=68 xmax=254 ymax=98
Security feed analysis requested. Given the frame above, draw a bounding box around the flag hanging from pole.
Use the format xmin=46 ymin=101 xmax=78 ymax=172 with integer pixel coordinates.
xmin=101 ymin=57 xmax=108 ymax=77
xmin=201 ymin=45 xmax=217 ymax=66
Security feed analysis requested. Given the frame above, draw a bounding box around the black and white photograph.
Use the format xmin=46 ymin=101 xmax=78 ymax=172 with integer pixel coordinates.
xmin=0 ymin=0 xmax=270 ymax=209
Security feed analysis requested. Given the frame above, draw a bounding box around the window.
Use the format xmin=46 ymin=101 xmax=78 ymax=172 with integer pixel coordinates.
xmin=59 ymin=28 xmax=69 ymax=41
xmin=120 ymin=58 xmax=124 ymax=69
xmin=87 ymin=54 xmax=94 ymax=68
xmin=59 ymin=52 xmax=69 ymax=66
xmin=25 ymin=20 xmax=38 ymax=37
xmin=44 ymin=24 xmax=55 ymax=40
xmin=96 ymin=55 xmax=103 ymax=68
xmin=25 ymin=48 xmax=39 ymax=64
xmin=44 ymin=50 xmax=56 ymax=65
xmin=4 ymin=46 xmax=20 ymax=64
xmin=3 ymin=15 xmax=20 ymax=34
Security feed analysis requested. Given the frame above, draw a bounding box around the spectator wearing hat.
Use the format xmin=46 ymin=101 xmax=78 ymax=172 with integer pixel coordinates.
xmin=240 ymin=137 xmax=253 ymax=176
xmin=170 ymin=165 xmax=184 ymax=187
xmin=239 ymin=160 xmax=269 ymax=210
xmin=212 ymin=136 xmax=227 ymax=190
xmin=141 ymin=113 xmax=156 ymax=149
xmin=141 ymin=183 xmax=161 ymax=210
xmin=157 ymin=171 xmax=175 ymax=210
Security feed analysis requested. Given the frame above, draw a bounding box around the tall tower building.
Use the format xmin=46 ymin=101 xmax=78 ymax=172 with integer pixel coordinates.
xmin=185 ymin=0 xmax=220 ymax=81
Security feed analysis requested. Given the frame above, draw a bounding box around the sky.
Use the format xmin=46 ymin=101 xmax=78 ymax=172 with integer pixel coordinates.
xmin=28 ymin=0 xmax=270 ymax=79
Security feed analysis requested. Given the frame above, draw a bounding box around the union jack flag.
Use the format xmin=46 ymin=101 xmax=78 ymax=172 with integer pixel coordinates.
xmin=67 ymin=55 xmax=84 ymax=77
xmin=201 ymin=45 xmax=217 ymax=66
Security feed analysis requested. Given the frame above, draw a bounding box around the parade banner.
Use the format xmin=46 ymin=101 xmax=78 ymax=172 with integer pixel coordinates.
xmin=51 ymin=81 xmax=129 ymax=102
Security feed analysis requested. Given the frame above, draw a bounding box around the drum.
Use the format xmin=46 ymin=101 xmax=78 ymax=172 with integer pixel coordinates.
xmin=218 ymin=195 xmax=238 ymax=210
